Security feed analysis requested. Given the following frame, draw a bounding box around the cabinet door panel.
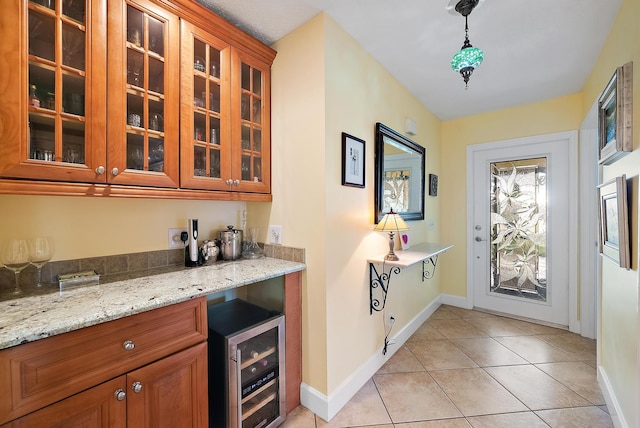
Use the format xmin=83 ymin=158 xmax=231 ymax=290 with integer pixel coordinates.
xmin=0 ymin=0 xmax=107 ymax=183
xmin=107 ymin=0 xmax=179 ymax=187
xmin=180 ymin=20 xmax=232 ymax=191
xmin=1 ymin=377 xmax=127 ymax=428
xmin=0 ymin=298 xmax=206 ymax=424
xmin=231 ymin=49 xmax=271 ymax=194
xmin=127 ymin=342 xmax=208 ymax=428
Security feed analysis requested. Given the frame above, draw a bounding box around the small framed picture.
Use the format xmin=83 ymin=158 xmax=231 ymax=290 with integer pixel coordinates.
xmin=400 ymin=231 xmax=410 ymax=250
xmin=428 ymin=173 xmax=438 ymax=196
xmin=342 ymin=132 xmax=365 ymax=188
xmin=598 ymin=62 xmax=633 ymax=165
xmin=598 ymin=175 xmax=630 ymax=269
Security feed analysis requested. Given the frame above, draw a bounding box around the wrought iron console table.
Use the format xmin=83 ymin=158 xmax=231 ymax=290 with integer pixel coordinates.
xmin=367 ymin=243 xmax=453 ymax=314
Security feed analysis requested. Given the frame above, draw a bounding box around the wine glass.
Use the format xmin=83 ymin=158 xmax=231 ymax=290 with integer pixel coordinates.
xmin=1 ymin=239 xmax=31 ymax=295
xmin=29 ymin=237 xmax=54 ymax=287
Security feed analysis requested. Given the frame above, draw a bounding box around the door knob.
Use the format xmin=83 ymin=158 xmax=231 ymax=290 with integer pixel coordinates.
xmin=475 ymin=236 xmax=486 ymax=242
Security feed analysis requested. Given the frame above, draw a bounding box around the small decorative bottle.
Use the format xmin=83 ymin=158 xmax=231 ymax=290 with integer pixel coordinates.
xmin=29 ymin=85 xmax=40 ymax=108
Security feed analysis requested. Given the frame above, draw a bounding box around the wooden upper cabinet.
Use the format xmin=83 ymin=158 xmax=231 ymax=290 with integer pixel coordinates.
xmin=179 ymin=20 xmax=232 ymax=191
xmin=0 ymin=0 xmax=275 ymax=199
xmin=231 ymin=49 xmax=271 ymax=194
xmin=106 ymin=0 xmax=180 ymax=187
xmin=179 ymin=22 xmax=272 ymax=194
xmin=0 ymin=0 xmax=108 ymax=183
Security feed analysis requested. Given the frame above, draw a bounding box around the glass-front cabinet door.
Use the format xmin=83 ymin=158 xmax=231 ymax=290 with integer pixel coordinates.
xmin=0 ymin=0 xmax=107 ymax=182
xmin=180 ymin=21 xmax=231 ymax=191
xmin=107 ymin=0 xmax=179 ymax=187
xmin=232 ymin=50 xmax=271 ymax=194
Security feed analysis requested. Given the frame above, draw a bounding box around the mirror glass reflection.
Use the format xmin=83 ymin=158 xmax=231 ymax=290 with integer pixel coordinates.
xmin=374 ymin=123 xmax=425 ymax=223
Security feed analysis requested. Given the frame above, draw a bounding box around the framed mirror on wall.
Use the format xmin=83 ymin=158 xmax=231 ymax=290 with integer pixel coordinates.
xmin=374 ymin=122 xmax=425 ymax=223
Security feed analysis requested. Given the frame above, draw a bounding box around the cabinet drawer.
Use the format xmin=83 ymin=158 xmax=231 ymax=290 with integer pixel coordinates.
xmin=0 ymin=297 xmax=207 ymax=424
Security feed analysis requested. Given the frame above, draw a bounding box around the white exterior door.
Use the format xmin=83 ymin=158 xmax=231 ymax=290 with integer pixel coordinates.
xmin=467 ymin=132 xmax=577 ymax=326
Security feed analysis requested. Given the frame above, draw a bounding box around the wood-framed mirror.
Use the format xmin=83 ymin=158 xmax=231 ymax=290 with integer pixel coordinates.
xmin=374 ymin=122 xmax=425 ymax=223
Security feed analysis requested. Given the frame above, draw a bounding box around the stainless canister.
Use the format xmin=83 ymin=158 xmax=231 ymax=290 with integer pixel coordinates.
xmin=217 ymin=225 xmax=243 ymax=260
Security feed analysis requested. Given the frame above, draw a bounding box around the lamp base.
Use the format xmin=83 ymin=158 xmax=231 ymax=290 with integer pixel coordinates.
xmin=385 ymin=231 xmax=399 ymax=261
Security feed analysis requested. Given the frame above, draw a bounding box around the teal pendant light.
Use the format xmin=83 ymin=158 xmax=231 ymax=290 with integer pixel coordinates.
xmin=450 ymin=0 xmax=484 ymax=89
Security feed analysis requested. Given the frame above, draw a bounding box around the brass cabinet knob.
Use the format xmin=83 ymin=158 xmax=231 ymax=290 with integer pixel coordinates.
xmin=111 ymin=167 xmax=119 ymax=176
xmin=95 ymin=166 xmax=105 ymax=175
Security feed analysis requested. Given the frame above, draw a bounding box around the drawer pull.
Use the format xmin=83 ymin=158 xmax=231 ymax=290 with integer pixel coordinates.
xmin=123 ymin=340 xmax=135 ymax=351
xmin=114 ymin=389 xmax=126 ymax=401
xmin=132 ymin=381 xmax=143 ymax=394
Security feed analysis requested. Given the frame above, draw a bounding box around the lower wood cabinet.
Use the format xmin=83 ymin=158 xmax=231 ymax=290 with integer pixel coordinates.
xmin=0 ymin=298 xmax=208 ymax=427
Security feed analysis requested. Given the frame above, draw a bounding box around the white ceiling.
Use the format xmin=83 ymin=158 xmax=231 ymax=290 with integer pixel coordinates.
xmin=197 ymin=0 xmax=622 ymax=120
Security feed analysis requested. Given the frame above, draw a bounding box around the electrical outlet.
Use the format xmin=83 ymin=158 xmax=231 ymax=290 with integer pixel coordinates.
xmin=268 ymin=225 xmax=282 ymax=245
xmin=389 ymin=314 xmax=396 ymax=327
xmin=168 ymin=228 xmax=188 ymax=249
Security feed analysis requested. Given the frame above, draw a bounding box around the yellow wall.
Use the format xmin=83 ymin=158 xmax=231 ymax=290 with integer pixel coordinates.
xmin=440 ymin=93 xmax=582 ymax=297
xmin=267 ymin=14 xmax=442 ymax=396
xmin=323 ymin=16 xmax=442 ymax=393
xmin=266 ymin=14 xmax=329 ymax=394
xmin=0 ymin=195 xmax=245 ymax=260
xmin=581 ymin=0 xmax=639 ymax=425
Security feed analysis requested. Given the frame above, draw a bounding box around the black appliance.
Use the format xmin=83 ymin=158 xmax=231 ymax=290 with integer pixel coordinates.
xmin=208 ymin=299 xmax=285 ymax=428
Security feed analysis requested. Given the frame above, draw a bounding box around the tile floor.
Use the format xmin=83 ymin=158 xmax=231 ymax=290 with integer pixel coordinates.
xmin=282 ymin=305 xmax=613 ymax=428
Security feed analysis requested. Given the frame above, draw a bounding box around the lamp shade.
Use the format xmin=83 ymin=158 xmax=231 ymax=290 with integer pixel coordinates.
xmin=374 ymin=209 xmax=410 ymax=233
xmin=451 ymin=46 xmax=484 ymax=72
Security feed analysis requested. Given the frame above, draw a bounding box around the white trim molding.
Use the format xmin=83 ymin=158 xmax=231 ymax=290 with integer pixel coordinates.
xmin=300 ymin=297 xmax=443 ymax=421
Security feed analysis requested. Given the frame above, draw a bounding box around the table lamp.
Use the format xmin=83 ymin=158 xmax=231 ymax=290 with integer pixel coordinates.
xmin=374 ymin=208 xmax=409 ymax=261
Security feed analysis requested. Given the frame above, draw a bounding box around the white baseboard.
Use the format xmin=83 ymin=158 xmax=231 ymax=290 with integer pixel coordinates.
xmin=598 ymin=365 xmax=628 ymax=428
xmin=440 ymin=293 xmax=469 ymax=309
xmin=300 ymin=297 xmax=443 ymax=421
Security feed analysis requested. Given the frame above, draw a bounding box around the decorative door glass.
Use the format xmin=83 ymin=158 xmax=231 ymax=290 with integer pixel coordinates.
xmin=490 ymin=158 xmax=547 ymax=301
xmin=192 ymin=38 xmax=222 ymax=178
xmin=28 ymin=0 xmax=87 ymax=164
xmin=240 ymin=62 xmax=263 ymax=183
xmin=125 ymin=5 xmax=165 ymax=172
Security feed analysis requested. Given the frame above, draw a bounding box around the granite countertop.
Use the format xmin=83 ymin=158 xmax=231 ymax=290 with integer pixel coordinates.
xmin=0 ymin=257 xmax=305 ymax=350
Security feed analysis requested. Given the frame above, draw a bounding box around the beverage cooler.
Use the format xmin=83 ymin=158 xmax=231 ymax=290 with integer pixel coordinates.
xmin=208 ymin=299 xmax=285 ymax=428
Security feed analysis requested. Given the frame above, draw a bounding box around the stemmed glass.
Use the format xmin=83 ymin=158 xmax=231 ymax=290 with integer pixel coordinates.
xmin=29 ymin=237 xmax=54 ymax=287
xmin=1 ymin=239 xmax=31 ymax=295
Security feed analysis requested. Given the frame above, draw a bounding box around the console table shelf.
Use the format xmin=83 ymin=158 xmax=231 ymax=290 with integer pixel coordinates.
xmin=367 ymin=243 xmax=453 ymax=314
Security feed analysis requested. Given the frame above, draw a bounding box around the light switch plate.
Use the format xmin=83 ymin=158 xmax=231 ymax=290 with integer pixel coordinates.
xmin=268 ymin=225 xmax=282 ymax=245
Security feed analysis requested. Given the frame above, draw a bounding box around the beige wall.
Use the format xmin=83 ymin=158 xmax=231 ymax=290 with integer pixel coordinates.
xmin=581 ymin=0 xmax=639 ymax=425
xmin=0 ymin=195 xmax=245 ymax=260
xmin=440 ymin=93 xmax=583 ymax=297
xmin=267 ymin=14 xmax=442 ymax=396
